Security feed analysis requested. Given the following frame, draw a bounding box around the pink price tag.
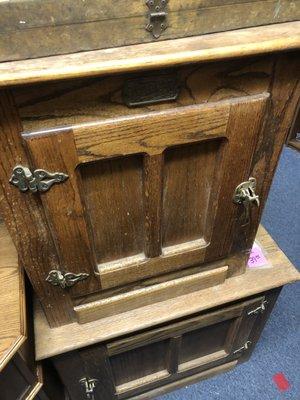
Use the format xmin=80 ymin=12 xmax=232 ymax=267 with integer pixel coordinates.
xmin=248 ymin=242 xmax=268 ymax=268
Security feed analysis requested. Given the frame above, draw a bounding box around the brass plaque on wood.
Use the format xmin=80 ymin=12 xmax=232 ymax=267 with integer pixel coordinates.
xmin=123 ymin=72 xmax=180 ymax=107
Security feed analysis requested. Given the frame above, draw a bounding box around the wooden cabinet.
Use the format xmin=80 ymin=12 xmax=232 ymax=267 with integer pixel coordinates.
xmin=52 ymin=290 xmax=279 ymax=400
xmin=0 ymin=25 xmax=299 ymax=328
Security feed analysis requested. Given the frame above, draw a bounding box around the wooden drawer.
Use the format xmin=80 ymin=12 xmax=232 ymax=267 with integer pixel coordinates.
xmin=0 ymin=0 xmax=299 ymax=62
xmin=52 ymin=291 xmax=278 ymax=400
xmin=0 ymin=52 xmax=299 ymax=327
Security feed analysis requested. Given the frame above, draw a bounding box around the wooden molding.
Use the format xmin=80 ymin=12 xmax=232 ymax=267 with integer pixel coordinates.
xmin=0 ymin=22 xmax=299 ymax=87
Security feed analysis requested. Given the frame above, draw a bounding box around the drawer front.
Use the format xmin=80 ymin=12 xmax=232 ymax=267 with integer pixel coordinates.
xmin=53 ymin=293 xmax=278 ymax=400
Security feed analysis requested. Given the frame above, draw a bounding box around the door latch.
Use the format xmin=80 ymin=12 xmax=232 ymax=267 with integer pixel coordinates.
xmin=247 ymin=300 xmax=268 ymax=316
xmin=233 ymin=178 xmax=260 ymax=225
xmin=46 ymin=270 xmax=89 ymax=289
xmin=79 ymin=377 xmax=98 ymax=400
xmin=146 ymin=0 xmax=168 ymax=39
xmin=233 ymin=340 xmax=252 ymax=355
xmin=10 ymin=165 xmax=68 ymax=193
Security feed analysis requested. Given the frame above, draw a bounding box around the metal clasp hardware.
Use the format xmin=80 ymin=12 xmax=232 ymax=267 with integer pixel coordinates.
xmin=247 ymin=300 xmax=268 ymax=316
xmin=233 ymin=341 xmax=252 ymax=355
xmin=46 ymin=270 xmax=89 ymax=289
xmin=79 ymin=378 xmax=98 ymax=400
xmin=233 ymin=177 xmax=260 ymax=225
xmin=146 ymin=0 xmax=168 ymax=39
xmin=10 ymin=165 xmax=68 ymax=193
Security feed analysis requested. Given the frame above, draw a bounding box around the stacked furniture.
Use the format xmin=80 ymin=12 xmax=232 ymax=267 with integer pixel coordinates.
xmin=0 ymin=222 xmax=63 ymax=400
xmin=0 ymin=2 xmax=299 ymax=398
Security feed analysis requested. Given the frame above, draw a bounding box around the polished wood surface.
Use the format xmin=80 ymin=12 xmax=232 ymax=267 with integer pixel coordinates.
xmin=0 ymin=22 xmax=299 ymax=87
xmin=34 ymin=226 xmax=300 ymax=360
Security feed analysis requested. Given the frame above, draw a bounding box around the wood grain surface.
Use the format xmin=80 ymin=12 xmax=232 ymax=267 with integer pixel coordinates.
xmin=0 ymin=22 xmax=299 ymax=87
xmin=1 ymin=1 xmax=299 ymax=62
xmin=34 ymin=226 xmax=300 ymax=360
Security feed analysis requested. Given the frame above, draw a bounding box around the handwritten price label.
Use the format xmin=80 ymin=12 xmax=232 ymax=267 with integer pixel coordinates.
xmin=248 ymin=242 xmax=268 ymax=268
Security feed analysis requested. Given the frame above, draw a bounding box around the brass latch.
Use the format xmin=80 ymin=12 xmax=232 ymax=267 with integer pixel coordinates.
xmin=10 ymin=165 xmax=68 ymax=193
xmin=248 ymin=300 xmax=268 ymax=316
xmin=146 ymin=0 xmax=168 ymax=39
xmin=79 ymin=378 xmax=98 ymax=400
xmin=233 ymin=177 xmax=260 ymax=225
xmin=233 ymin=341 xmax=252 ymax=355
xmin=46 ymin=270 xmax=89 ymax=289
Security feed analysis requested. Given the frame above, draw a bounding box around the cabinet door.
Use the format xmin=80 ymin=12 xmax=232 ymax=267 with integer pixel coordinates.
xmin=22 ymin=94 xmax=268 ymax=297
xmin=53 ymin=295 xmax=273 ymax=400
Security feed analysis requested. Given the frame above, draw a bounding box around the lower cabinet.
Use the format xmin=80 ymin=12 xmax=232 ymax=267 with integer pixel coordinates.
xmin=53 ymin=289 xmax=280 ymax=400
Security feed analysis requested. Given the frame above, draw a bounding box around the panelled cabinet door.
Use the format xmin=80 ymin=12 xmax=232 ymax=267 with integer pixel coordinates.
xmin=22 ymin=94 xmax=268 ymax=297
xmin=53 ymin=296 xmax=268 ymax=400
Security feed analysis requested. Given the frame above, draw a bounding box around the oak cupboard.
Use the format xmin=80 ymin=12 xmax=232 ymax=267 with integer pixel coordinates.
xmin=0 ymin=23 xmax=299 ymax=328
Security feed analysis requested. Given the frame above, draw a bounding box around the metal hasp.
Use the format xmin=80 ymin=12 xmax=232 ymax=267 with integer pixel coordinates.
xmin=248 ymin=300 xmax=268 ymax=316
xmin=233 ymin=340 xmax=252 ymax=355
xmin=10 ymin=165 xmax=68 ymax=193
xmin=146 ymin=0 xmax=168 ymax=39
xmin=79 ymin=378 xmax=99 ymax=400
xmin=233 ymin=177 xmax=260 ymax=225
xmin=46 ymin=270 xmax=89 ymax=289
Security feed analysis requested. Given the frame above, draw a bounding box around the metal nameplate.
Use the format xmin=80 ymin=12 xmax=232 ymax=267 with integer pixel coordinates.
xmin=123 ymin=72 xmax=180 ymax=107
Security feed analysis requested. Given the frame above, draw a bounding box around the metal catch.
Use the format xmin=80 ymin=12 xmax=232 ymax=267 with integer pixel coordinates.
xmin=10 ymin=165 xmax=68 ymax=193
xmin=233 ymin=177 xmax=260 ymax=225
xmin=146 ymin=0 xmax=168 ymax=39
xmin=46 ymin=270 xmax=89 ymax=289
xmin=248 ymin=300 xmax=268 ymax=316
xmin=233 ymin=340 xmax=252 ymax=355
xmin=79 ymin=378 xmax=98 ymax=400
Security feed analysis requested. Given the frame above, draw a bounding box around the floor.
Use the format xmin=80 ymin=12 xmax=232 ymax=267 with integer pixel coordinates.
xmin=159 ymin=147 xmax=300 ymax=400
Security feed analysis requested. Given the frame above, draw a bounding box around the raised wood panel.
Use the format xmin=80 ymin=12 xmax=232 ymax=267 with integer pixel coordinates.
xmin=80 ymin=155 xmax=144 ymax=265
xmin=162 ymin=140 xmax=223 ymax=248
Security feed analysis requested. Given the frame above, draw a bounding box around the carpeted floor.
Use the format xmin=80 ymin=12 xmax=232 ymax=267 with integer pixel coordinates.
xmin=159 ymin=146 xmax=300 ymax=400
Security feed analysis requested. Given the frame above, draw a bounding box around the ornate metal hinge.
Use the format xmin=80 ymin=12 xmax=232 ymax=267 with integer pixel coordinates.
xmin=248 ymin=300 xmax=268 ymax=316
xmin=233 ymin=177 xmax=260 ymax=225
xmin=233 ymin=340 xmax=252 ymax=355
xmin=146 ymin=0 xmax=168 ymax=39
xmin=10 ymin=165 xmax=68 ymax=193
xmin=46 ymin=270 xmax=89 ymax=289
xmin=79 ymin=378 xmax=98 ymax=400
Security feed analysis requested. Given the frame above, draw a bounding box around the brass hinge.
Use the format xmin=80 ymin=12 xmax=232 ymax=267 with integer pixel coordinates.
xmin=46 ymin=270 xmax=89 ymax=289
xmin=146 ymin=0 xmax=168 ymax=39
xmin=247 ymin=300 xmax=268 ymax=316
xmin=233 ymin=340 xmax=252 ymax=355
xmin=233 ymin=177 xmax=260 ymax=225
xmin=79 ymin=378 xmax=98 ymax=400
xmin=10 ymin=165 xmax=68 ymax=193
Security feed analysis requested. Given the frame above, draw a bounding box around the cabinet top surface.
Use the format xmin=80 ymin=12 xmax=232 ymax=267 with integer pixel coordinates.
xmin=0 ymin=22 xmax=299 ymax=88
xmin=0 ymin=222 xmax=26 ymax=371
xmin=34 ymin=225 xmax=300 ymax=361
